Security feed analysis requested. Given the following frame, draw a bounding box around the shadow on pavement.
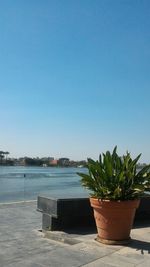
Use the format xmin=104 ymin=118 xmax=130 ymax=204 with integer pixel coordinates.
xmin=133 ymin=220 xmax=150 ymax=229
xmin=129 ymin=239 xmax=150 ymax=254
xmin=64 ymin=226 xmax=97 ymax=235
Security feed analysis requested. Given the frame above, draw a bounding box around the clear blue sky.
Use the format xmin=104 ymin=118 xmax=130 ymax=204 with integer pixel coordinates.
xmin=0 ymin=0 xmax=150 ymax=162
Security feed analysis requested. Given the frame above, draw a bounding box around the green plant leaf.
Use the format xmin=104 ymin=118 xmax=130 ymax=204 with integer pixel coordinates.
xmin=77 ymin=147 xmax=150 ymax=200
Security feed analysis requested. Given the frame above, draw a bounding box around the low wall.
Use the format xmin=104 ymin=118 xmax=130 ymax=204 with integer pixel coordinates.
xmin=37 ymin=195 xmax=150 ymax=231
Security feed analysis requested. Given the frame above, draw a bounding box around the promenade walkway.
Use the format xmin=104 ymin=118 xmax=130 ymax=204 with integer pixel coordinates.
xmin=0 ymin=201 xmax=150 ymax=267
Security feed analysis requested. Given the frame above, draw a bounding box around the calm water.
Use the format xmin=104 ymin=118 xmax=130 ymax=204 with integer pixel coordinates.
xmin=0 ymin=166 xmax=88 ymax=203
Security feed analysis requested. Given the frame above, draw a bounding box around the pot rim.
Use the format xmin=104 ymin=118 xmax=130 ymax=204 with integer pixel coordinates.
xmin=90 ymin=197 xmax=140 ymax=208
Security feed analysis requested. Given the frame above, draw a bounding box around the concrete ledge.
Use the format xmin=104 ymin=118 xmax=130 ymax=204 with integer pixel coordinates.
xmin=37 ymin=196 xmax=95 ymax=231
xmin=37 ymin=194 xmax=150 ymax=231
xmin=135 ymin=194 xmax=150 ymax=220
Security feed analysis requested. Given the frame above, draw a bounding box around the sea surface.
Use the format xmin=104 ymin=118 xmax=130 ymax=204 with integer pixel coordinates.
xmin=0 ymin=166 xmax=88 ymax=203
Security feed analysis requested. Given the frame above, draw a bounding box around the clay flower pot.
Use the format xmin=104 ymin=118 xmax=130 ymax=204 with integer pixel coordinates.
xmin=90 ymin=198 xmax=140 ymax=245
xmin=77 ymin=146 xmax=150 ymax=245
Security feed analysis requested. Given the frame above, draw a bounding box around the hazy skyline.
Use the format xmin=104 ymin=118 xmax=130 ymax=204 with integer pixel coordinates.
xmin=0 ymin=1 xmax=150 ymax=162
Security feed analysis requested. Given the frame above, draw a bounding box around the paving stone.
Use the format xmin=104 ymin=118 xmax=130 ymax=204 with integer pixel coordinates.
xmin=82 ymin=259 xmax=116 ymax=267
xmin=22 ymin=246 xmax=100 ymax=267
xmin=73 ymin=242 xmax=118 ymax=258
xmin=0 ymin=201 xmax=150 ymax=267
xmin=4 ymin=259 xmax=45 ymax=267
xmin=136 ymin=259 xmax=150 ymax=267
xmin=115 ymin=242 xmax=150 ymax=257
xmin=98 ymin=253 xmax=141 ymax=267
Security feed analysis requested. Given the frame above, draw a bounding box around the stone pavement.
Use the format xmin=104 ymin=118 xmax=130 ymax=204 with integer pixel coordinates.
xmin=0 ymin=201 xmax=150 ymax=267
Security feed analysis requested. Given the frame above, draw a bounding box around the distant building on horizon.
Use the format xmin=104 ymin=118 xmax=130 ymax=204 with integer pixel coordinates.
xmin=58 ymin=158 xmax=70 ymax=167
xmin=50 ymin=159 xmax=58 ymax=166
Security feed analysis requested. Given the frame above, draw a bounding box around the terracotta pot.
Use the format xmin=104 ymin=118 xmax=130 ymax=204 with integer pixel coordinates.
xmin=90 ymin=198 xmax=140 ymax=245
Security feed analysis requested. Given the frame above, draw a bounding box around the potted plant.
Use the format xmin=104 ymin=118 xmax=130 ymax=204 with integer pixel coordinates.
xmin=77 ymin=146 xmax=150 ymax=245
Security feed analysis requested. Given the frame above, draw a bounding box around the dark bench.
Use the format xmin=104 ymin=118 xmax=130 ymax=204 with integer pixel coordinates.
xmin=37 ymin=194 xmax=150 ymax=231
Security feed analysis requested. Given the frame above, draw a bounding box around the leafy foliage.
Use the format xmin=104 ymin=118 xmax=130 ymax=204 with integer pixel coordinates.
xmin=77 ymin=146 xmax=150 ymax=200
